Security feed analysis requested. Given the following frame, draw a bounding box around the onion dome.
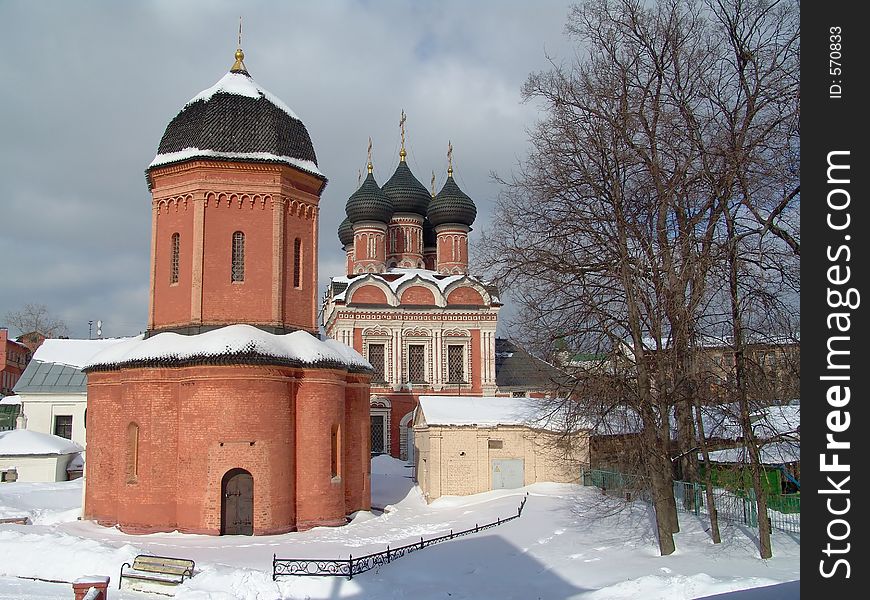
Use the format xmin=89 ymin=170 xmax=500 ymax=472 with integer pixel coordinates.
xmin=382 ymin=161 xmax=431 ymax=216
xmin=147 ymin=47 xmax=323 ymax=182
xmin=422 ymin=217 xmax=437 ymax=247
xmin=428 ymin=173 xmax=477 ymax=227
xmin=346 ymin=170 xmax=393 ymax=223
xmin=338 ymin=217 xmax=354 ymax=247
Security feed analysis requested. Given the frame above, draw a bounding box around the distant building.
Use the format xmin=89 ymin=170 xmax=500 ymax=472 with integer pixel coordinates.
xmin=1 ymin=328 xmax=31 ymax=397
xmin=413 ymin=395 xmax=589 ymax=501
xmin=0 ymin=429 xmax=83 ymax=483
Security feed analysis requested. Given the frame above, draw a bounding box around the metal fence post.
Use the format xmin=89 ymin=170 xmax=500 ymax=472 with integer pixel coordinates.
xmin=348 ymin=554 xmax=353 ymax=580
xmin=387 ymin=545 xmax=391 ymax=563
xmin=272 ymin=554 xmax=276 ymax=581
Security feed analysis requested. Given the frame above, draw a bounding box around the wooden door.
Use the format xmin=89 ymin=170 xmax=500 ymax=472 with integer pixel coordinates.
xmin=221 ymin=469 xmax=253 ymax=535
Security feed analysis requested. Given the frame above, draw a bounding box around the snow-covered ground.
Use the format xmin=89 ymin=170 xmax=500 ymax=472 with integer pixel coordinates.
xmin=0 ymin=456 xmax=799 ymax=599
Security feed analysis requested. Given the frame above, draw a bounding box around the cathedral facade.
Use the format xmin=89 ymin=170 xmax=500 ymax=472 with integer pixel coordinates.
xmin=83 ymin=48 xmax=372 ymax=535
xmin=322 ymin=138 xmax=503 ymax=459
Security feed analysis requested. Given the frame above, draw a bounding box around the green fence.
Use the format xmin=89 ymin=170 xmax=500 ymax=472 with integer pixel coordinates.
xmin=581 ymin=469 xmax=799 ymax=534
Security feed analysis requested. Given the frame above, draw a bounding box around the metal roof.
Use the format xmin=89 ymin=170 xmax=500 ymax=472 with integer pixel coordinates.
xmin=13 ymin=360 xmax=86 ymax=394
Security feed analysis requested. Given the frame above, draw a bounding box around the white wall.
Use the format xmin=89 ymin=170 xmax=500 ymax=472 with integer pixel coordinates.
xmin=18 ymin=393 xmax=87 ymax=447
xmin=0 ymin=453 xmax=75 ymax=482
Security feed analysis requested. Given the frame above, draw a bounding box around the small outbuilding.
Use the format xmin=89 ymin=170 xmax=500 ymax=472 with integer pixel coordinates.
xmin=0 ymin=429 xmax=84 ymax=482
xmin=413 ymin=396 xmax=589 ymax=501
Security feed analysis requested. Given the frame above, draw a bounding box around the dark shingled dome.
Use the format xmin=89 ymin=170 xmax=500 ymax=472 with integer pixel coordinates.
xmin=382 ymin=161 xmax=431 ymax=216
xmin=346 ymin=172 xmax=393 ymax=223
xmin=338 ymin=217 xmax=354 ymax=247
xmin=150 ymin=72 xmax=320 ymax=176
xmin=428 ymin=175 xmax=477 ymax=227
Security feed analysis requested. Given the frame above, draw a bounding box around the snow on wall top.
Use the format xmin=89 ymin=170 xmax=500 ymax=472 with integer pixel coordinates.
xmin=148 ymin=148 xmax=324 ymax=177
xmin=418 ymin=396 xmax=576 ymax=432
xmin=0 ymin=395 xmax=21 ymax=405
xmin=30 ymin=338 xmax=135 ymax=369
xmin=0 ymin=429 xmax=83 ymax=456
xmin=703 ymin=441 xmax=800 ymax=465
xmin=83 ymin=324 xmax=370 ymax=371
xmin=187 ymin=72 xmax=299 ymax=120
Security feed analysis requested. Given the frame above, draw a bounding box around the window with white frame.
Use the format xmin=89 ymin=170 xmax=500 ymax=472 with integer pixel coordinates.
xmin=368 ymin=344 xmax=386 ymax=382
xmin=408 ymin=344 xmax=426 ymax=383
xmin=447 ymin=344 xmax=465 ymax=383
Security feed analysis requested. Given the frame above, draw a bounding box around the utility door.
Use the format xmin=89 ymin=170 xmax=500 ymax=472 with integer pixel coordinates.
xmin=221 ymin=468 xmax=253 ymax=535
xmin=491 ymin=459 xmax=525 ymax=490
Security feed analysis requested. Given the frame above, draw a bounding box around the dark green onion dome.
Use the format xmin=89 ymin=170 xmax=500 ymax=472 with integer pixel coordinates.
xmin=338 ymin=217 xmax=354 ymax=247
xmin=382 ymin=161 xmax=431 ymax=216
xmin=423 ymin=216 xmax=437 ymax=247
xmin=345 ymin=171 xmax=393 ymax=223
xmin=428 ymin=175 xmax=477 ymax=227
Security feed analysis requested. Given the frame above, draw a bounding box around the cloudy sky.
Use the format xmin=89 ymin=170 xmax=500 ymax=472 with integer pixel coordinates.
xmin=0 ymin=0 xmax=576 ymax=340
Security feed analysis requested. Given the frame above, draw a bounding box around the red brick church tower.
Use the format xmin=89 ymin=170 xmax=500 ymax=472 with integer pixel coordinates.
xmin=82 ymin=47 xmax=372 ymax=535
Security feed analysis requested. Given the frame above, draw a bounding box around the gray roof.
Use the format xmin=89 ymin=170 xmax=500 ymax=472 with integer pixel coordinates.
xmin=13 ymin=360 xmax=86 ymax=394
xmin=495 ymin=339 xmax=570 ymax=391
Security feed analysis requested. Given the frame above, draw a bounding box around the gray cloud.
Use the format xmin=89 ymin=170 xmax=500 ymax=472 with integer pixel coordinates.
xmin=0 ymin=0 xmax=574 ymax=339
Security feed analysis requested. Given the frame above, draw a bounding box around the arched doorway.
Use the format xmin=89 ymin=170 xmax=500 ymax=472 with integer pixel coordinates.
xmin=221 ymin=468 xmax=253 ymax=535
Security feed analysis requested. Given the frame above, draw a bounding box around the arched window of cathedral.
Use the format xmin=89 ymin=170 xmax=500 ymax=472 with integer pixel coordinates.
xmin=170 ymin=233 xmax=180 ymax=284
xmin=447 ymin=345 xmax=466 ymax=383
xmin=231 ymin=231 xmax=245 ymax=282
xmin=126 ymin=422 xmax=139 ymax=483
xmin=293 ymin=238 xmax=302 ymax=288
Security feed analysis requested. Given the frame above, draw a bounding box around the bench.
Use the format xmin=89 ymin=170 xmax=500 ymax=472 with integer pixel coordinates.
xmin=119 ymin=555 xmax=195 ymax=591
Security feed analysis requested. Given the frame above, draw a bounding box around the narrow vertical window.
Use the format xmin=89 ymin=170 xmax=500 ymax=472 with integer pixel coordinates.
xmin=170 ymin=233 xmax=180 ymax=284
xmin=408 ymin=344 xmax=425 ymax=383
xmin=231 ymin=231 xmax=245 ymax=282
xmin=331 ymin=424 xmax=340 ymax=478
xmin=293 ymin=238 xmax=302 ymax=288
xmin=447 ymin=345 xmax=465 ymax=383
xmin=368 ymin=344 xmax=385 ymax=382
xmin=126 ymin=422 xmax=139 ymax=482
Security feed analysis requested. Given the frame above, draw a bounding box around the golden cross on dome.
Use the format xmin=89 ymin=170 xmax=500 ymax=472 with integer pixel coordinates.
xmin=399 ymin=110 xmax=407 ymax=161
xmin=358 ymin=168 xmax=362 ymax=188
xmin=367 ymin=137 xmax=373 ymax=174
xmin=231 ymin=17 xmax=247 ymax=73
xmin=431 ymin=170 xmax=436 ymax=197
xmin=447 ymin=140 xmax=454 ymax=176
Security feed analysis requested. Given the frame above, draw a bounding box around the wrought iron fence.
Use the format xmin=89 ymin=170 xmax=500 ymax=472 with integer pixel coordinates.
xmin=582 ymin=469 xmax=799 ymax=534
xmin=273 ymin=493 xmax=529 ymax=580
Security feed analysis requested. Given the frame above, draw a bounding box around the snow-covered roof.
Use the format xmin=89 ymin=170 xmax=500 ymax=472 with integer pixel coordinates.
xmin=0 ymin=430 xmax=83 ymax=456
xmin=703 ymin=441 xmax=800 ymax=465
xmin=0 ymin=395 xmax=21 ymax=405
xmin=31 ymin=338 xmax=134 ymax=369
xmin=417 ymin=396 xmax=577 ymax=432
xmin=83 ymin=324 xmax=370 ymax=372
xmin=187 ymin=72 xmax=299 ymax=119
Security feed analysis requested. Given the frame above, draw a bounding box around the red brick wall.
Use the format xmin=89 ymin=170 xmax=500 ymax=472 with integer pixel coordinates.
xmin=85 ymin=363 xmax=371 ymax=535
xmin=350 ymin=285 xmax=388 ymax=305
xmin=152 ymin=200 xmax=194 ymax=327
xmin=446 ymin=287 xmax=485 ymax=306
xmin=400 ymin=285 xmax=436 ymax=306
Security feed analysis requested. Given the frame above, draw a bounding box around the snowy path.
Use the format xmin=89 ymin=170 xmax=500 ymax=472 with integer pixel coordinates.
xmin=0 ymin=457 xmax=799 ymax=599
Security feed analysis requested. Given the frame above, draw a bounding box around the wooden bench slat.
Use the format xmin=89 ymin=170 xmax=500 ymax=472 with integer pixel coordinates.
xmin=120 ymin=554 xmax=196 ymax=589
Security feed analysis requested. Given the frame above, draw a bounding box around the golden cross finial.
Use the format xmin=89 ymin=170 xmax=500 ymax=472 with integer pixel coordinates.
xmin=231 ymin=17 xmax=247 ymax=73
xmin=431 ymin=170 xmax=436 ymax=197
xmin=367 ymin=137 xmax=373 ymax=174
xmin=447 ymin=140 xmax=454 ymax=176
xmin=399 ymin=110 xmax=407 ymax=161
xmin=358 ymin=168 xmax=362 ymax=188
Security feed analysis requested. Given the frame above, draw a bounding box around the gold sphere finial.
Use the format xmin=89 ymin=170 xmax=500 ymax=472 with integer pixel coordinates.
xmin=235 ymin=48 xmax=245 ymax=62
xmin=447 ymin=140 xmax=454 ymax=176
xmin=231 ymin=17 xmax=248 ymax=73
xmin=399 ymin=148 xmax=407 ymax=161
xmin=367 ymin=162 xmax=373 ymax=174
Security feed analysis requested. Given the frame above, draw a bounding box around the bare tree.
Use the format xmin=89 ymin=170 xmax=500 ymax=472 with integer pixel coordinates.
xmin=3 ymin=303 xmax=69 ymax=338
xmin=479 ymin=0 xmax=798 ymax=557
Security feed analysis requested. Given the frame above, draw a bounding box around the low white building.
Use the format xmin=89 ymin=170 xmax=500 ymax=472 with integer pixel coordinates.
xmin=13 ymin=338 xmax=132 ymax=447
xmin=413 ymin=396 xmax=589 ymax=501
xmin=0 ymin=429 xmax=84 ymax=482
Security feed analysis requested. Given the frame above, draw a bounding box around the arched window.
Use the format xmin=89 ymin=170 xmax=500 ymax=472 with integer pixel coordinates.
xmin=126 ymin=422 xmax=139 ymax=483
xmin=170 ymin=233 xmax=180 ymax=284
xmin=293 ymin=238 xmax=302 ymax=288
xmin=231 ymin=231 xmax=245 ymax=282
